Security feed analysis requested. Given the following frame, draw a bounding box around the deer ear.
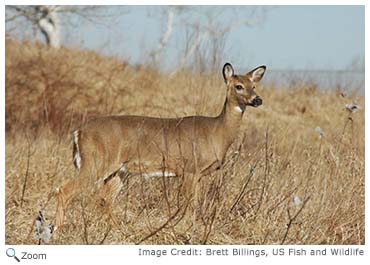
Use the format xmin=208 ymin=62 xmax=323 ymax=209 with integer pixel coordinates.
xmin=247 ymin=65 xmax=266 ymax=83
xmin=223 ymin=63 xmax=234 ymax=82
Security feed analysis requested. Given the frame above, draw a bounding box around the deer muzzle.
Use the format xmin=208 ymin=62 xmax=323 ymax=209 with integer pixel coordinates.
xmin=251 ymin=96 xmax=263 ymax=107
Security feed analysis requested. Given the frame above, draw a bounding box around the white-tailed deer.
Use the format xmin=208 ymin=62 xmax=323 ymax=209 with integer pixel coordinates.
xmin=54 ymin=63 xmax=266 ymax=231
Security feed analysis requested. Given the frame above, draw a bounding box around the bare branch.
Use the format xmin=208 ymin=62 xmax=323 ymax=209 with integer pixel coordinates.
xmin=171 ymin=6 xmax=268 ymax=73
xmin=150 ymin=8 xmax=176 ymax=64
xmin=6 ymin=5 xmax=128 ymax=48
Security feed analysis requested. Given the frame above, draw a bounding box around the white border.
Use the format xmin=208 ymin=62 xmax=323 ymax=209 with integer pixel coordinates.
xmin=0 ymin=245 xmax=368 ymax=265
xmin=2 ymin=1 xmax=368 ymax=265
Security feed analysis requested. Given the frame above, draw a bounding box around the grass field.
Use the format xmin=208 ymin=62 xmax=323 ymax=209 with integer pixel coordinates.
xmin=5 ymin=40 xmax=364 ymax=244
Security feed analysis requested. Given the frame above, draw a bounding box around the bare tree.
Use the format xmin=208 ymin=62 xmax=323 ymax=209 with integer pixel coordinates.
xmin=6 ymin=6 xmax=61 ymax=48
xmin=6 ymin=5 xmax=269 ymax=72
xmin=145 ymin=6 xmax=268 ymax=73
xmin=6 ymin=5 xmax=127 ymax=49
xmin=178 ymin=6 xmax=269 ymax=73
xmin=149 ymin=6 xmax=177 ymax=64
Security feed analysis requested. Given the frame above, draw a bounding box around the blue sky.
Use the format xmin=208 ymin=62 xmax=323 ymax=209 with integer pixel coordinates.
xmin=8 ymin=5 xmax=363 ymax=72
xmin=65 ymin=5 xmax=365 ymax=72
xmin=245 ymin=5 xmax=365 ymax=70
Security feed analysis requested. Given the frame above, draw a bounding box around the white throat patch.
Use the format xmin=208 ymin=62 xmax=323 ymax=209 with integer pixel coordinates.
xmin=234 ymin=106 xmax=244 ymax=113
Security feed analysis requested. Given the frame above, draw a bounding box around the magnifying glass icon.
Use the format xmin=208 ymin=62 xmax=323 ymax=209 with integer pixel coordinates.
xmin=6 ymin=248 xmax=20 ymax=262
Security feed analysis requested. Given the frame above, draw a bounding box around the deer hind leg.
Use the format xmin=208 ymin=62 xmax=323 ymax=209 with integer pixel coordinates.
xmin=96 ymin=176 xmax=123 ymax=226
xmin=55 ymin=164 xmax=95 ymax=231
xmin=95 ymin=165 xmax=128 ymax=225
xmin=54 ymin=129 xmax=84 ymax=230
xmin=55 ymin=178 xmax=77 ymax=231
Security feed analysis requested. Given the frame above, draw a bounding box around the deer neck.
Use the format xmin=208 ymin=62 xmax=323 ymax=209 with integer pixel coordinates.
xmin=217 ymin=95 xmax=244 ymax=144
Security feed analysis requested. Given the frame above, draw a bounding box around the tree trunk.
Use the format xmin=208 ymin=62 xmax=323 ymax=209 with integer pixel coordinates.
xmin=37 ymin=6 xmax=61 ymax=48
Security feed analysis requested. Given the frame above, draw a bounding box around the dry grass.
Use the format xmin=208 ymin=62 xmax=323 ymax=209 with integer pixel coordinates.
xmin=5 ymin=40 xmax=364 ymax=245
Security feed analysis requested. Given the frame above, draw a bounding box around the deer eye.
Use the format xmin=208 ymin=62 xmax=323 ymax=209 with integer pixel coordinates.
xmin=235 ymin=85 xmax=243 ymax=91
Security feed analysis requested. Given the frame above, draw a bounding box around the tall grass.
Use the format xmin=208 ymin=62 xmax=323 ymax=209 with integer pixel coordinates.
xmin=5 ymin=40 xmax=364 ymax=244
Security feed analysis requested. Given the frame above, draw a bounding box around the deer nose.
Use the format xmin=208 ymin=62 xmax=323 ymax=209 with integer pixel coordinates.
xmin=252 ymin=96 xmax=263 ymax=107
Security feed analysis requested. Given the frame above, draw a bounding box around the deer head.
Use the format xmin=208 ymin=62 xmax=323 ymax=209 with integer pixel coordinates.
xmin=223 ymin=63 xmax=266 ymax=113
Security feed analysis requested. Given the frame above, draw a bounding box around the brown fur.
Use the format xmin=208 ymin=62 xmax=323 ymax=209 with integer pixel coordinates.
xmin=54 ymin=63 xmax=266 ymax=230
